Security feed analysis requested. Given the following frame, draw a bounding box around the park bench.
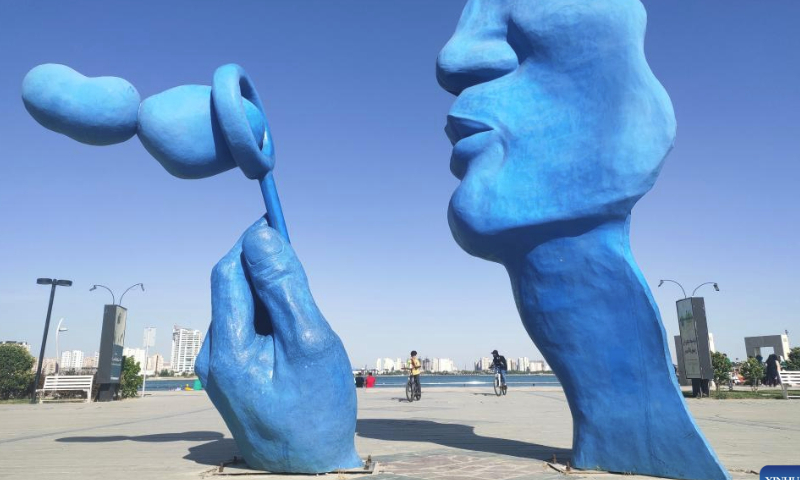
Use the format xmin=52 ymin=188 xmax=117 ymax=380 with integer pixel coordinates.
xmin=778 ymin=371 xmax=800 ymax=399
xmin=36 ymin=375 xmax=94 ymax=403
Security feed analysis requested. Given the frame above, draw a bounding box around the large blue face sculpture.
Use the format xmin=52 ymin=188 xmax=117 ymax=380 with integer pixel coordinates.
xmin=438 ymin=1 xmax=730 ymax=479
xmin=22 ymin=64 xmax=361 ymax=474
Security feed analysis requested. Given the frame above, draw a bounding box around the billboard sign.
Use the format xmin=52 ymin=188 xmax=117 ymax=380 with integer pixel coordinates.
xmin=677 ymin=298 xmax=701 ymax=379
xmin=97 ymin=305 xmax=127 ymax=384
xmin=676 ymin=297 xmax=713 ymax=380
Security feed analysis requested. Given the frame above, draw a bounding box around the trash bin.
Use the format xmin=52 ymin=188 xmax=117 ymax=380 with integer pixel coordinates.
xmin=193 ymin=379 xmax=203 ymax=391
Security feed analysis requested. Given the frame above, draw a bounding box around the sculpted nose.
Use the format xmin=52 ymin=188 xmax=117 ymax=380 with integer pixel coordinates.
xmin=436 ymin=36 xmax=518 ymax=95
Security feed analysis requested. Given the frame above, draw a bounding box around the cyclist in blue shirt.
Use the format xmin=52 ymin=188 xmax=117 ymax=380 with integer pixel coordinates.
xmin=491 ymin=350 xmax=507 ymax=388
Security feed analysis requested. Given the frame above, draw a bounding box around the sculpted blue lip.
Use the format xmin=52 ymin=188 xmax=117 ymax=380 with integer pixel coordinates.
xmin=445 ymin=114 xmax=493 ymax=146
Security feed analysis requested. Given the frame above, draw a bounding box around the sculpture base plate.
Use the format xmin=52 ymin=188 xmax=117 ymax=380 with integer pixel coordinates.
xmin=205 ymin=456 xmax=377 ymax=477
xmin=547 ymin=462 xmax=612 ymax=476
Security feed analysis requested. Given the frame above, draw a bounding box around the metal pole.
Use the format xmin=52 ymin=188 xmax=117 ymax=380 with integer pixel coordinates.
xmin=142 ymin=343 xmax=148 ymax=397
xmin=55 ymin=318 xmax=63 ymax=375
xmin=32 ymin=284 xmax=57 ymax=403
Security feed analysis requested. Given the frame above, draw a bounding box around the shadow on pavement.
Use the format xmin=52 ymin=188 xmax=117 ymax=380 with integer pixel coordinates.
xmin=56 ymin=431 xmax=238 ymax=467
xmin=56 ymin=431 xmax=225 ymax=443
xmin=356 ymin=419 xmax=570 ymax=461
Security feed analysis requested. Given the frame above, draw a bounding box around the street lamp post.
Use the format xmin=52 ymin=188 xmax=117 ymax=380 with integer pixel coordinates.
xmin=32 ymin=278 xmax=72 ymax=403
xmin=119 ymin=283 xmax=144 ymax=306
xmin=89 ymin=284 xmax=115 ymax=305
xmin=658 ymin=279 xmax=720 ymax=398
xmin=90 ymin=282 xmax=145 ymax=401
xmin=55 ymin=318 xmax=67 ymax=375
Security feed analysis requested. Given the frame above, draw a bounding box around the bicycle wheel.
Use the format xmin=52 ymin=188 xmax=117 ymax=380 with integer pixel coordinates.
xmin=502 ymin=383 xmax=507 ymax=395
xmin=494 ymin=375 xmax=502 ymax=396
xmin=415 ymin=383 xmax=421 ymax=401
xmin=406 ymin=380 xmax=414 ymax=402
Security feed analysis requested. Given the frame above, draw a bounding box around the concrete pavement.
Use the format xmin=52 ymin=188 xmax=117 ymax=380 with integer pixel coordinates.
xmin=0 ymin=386 xmax=796 ymax=479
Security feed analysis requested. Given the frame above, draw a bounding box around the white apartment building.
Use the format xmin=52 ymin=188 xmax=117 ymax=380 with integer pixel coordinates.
xmin=82 ymin=352 xmax=100 ymax=369
xmin=378 ymin=357 xmax=398 ymax=373
xmin=60 ymin=350 xmax=84 ymax=371
xmin=432 ymin=358 xmax=455 ymax=373
xmin=517 ymin=357 xmax=530 ymax=372
xmin=147 ymin=353 xmax=164 ymax=375
xmin=123 ymin=347 xmax=147 ymax=371
xmin=171 ymin=326 xmax=203 ymax=374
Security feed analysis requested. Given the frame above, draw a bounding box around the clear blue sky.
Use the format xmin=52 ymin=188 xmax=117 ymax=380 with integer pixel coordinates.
xmin=0 ymin=1 xmax=797 ymax=369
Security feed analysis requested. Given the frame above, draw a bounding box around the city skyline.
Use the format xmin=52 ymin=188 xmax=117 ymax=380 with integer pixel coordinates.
xmin=1 ymin=1 xmax=798 ymax=370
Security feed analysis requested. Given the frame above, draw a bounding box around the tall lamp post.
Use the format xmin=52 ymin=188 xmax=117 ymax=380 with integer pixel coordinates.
xmin=119 ymin=283 xmax=145 ymax=306
xmin=658 ymin=279 xmax=720 ymax=398
xmin=90 ymin=282 xmax=145 ymax=401
xmin=55 ymin=318 xmax=67 ymax=374
xmin=32 ymin=278 xmax=72 ymax=403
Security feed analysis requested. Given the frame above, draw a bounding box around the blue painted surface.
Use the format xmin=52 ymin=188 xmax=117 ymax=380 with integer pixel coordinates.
xmin=22 ymin=64 xmax=139 ymax=145
xmin=21 ymin=64 xmax=357 ymax=473
xmin=195 ymin=219 xmax=361 ymax=473
xmin=437 ymin=1 xmax=730 ymax=480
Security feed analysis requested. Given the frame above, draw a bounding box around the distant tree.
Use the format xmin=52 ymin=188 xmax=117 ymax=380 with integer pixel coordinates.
xmin=119 ymin=356 xmax=142 ymax=399
xmin=0 ymin=344 xmax=35 ymax=400
xmin=158 ymin=369 xmax=171 ymax=377
xmin=711 ymin=352 xmax=732 ymax=396
xmin=739 ymin=357 xmax=764 ymax=391
xmin=785 ymin=347 xmax=800 ymax=371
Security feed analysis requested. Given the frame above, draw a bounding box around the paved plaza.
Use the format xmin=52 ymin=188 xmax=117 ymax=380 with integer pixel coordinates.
xmin=0 ymin=387 xmax=796 ymax=480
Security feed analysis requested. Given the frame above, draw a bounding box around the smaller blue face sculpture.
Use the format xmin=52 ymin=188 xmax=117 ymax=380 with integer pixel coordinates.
xmin=437 ymin=0 xmax=676 ymax=259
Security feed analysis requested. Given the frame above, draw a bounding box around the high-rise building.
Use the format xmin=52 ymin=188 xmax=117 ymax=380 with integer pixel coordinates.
xmin=433 ymin=358 xmax=455 ymax=373
xmin=171 ymin=326 xmax=203 ymax=374
xmin=1 ymin=341 xmax=31 ymax=353
xmin=35 ymin=358 xmax=57 ymax=376
xmin=123 ymin=347 xmax=147 ymax=372
xmin=517 ymin=357 xmax=530 ymax=372
xmin=146 ymin=353 xmax=164 ymax=375
xmin=422 ymin=357 xmax=432 ymax=372
xmin=82 ymin=352 xmax=100 ymax=370
xmin=379 ymin=357 xmax=396 ymax=373
xmin=528 ymin=360 xmax=550 ymax=373
xmin=60 ymin=350 xmax=84 ymax=371
xmin=508 ymin=358 xmax=517 ymax=371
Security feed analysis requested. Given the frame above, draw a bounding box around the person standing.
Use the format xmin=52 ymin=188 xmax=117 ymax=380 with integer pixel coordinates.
xmin=365 ymin=371 xmax=376 ymax=388
xmin=764 ymin=354 xmax=782 ymax=387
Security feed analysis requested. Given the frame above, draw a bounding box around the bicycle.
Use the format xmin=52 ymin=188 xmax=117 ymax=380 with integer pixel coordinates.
xmin=492 ymin=367 xmax=507 ymax=396
xmin=405 ymin=374 xmax=421 ymax=402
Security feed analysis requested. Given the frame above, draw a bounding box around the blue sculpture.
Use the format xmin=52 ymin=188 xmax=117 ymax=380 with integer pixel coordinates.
xmin=22 ymin=64 xmax=361 ymax=473
xmin=437 ymin=1 xmax=729 ymax=480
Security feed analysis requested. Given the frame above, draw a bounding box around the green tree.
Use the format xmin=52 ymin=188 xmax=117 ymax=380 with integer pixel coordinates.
xmin=739 ymin=357 xmax=764 ymax=391
xmin=711 ymin=352 xmax=732 ymax=397
xmin=119 ymin=356 xmax=143 ymax=399
xmin=0 ymin=344 xmax=35 ymax=400
xmin=785 ymin=347 xmax=800 ymax=371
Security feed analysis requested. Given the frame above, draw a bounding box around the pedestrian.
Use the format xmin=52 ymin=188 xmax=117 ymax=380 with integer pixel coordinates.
xmin=764 ymin=354 xmax=781 ymax=387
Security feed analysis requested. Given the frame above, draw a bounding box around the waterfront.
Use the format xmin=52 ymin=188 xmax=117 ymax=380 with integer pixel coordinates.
xmin=142 ymin=374 xmax=561 ymax=391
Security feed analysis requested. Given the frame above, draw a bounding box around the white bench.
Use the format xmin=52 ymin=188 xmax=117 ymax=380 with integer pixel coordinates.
xmin=37 ymin=375 xmax=94 ymax=403
xmin=778 ymin=371 xmax=800 ymax=399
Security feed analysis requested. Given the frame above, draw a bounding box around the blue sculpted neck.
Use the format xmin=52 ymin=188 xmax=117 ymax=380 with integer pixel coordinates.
xmin=502 ymin=217 xmax=727 ymax=478
xmin=504 ymin=216 xmax=670 ymax=382
xmin=506 ymin=216 xmax=653 ymax=329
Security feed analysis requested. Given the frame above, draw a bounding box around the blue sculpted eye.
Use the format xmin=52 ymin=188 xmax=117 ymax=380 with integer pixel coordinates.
xmin=21 ymin=64 xmax=140 ymax=146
